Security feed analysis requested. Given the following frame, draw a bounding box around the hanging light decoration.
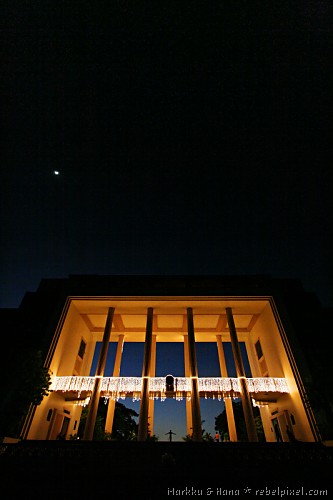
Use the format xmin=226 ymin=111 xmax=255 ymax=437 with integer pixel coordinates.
xmin=149 ymin=376 xmax=167 ymax=401
xmin=76 ymin=396 xmax=91 ymax=407
xmin=101 ymin=377 xmax=143 ymax=401
xmin=50 ymin=376 xmax=96 ymax=396
xmin=198 ymin=377 xmax=240 ymax=397
xmin=246 ymin=378 xmax=289 ymax=394
xmin=50 ymin=375 xmax=289 ymax=402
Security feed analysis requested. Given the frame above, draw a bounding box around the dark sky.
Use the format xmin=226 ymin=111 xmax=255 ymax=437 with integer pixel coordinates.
xmin=1 ymin=1 xmax=332 ymax=308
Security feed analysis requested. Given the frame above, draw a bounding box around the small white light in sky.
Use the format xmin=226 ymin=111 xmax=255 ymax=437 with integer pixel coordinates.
xmin=54 ymin=170 xmax=60 ymax=175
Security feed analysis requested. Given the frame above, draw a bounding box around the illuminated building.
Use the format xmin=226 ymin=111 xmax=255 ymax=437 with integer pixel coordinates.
xmin=2 ymin=275 xmax=332 ymax=444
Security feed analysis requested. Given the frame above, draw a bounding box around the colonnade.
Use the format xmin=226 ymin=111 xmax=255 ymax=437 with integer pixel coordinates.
xmin=83 ymin=307 xmax=258 ymax=442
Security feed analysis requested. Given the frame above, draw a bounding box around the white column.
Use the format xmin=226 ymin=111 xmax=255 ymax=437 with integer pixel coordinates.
xmin=187 ymin=308 xmax=202 ymax=442
xmin=148 ymin=334 xmax=157 ymax=436
xmin=104 ymin=334 xmax=124 ymax=434
xmin=138 ymin=307 xmax=153 ymax=441
xmin=226 ymin=307 xmax=258 ymax=442
xmin=83 ymin=307 xmax=114 ymax=440
xmin=184 ymin=335 xmax=193 ymax=436
xmin=216 ymin=334 xmax=237 ymax=441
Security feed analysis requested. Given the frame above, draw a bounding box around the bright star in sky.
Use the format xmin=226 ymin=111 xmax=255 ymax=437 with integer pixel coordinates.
xmin=53 ymin=170 xmax=60 ymax=175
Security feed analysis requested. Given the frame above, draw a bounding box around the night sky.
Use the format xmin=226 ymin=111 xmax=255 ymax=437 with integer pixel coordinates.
xmin=1 ymin=0 xmax=332 ymax=310
xmin=91 ymin=340 xmax=252 ymax=440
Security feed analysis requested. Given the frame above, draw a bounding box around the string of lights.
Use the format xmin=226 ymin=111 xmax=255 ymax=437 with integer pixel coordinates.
xmin=50 ymin=376 xmax=289 ymax=404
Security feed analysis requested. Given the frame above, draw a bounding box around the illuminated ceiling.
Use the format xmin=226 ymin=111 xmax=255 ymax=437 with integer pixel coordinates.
xmin=72 ymin=298 xmax=269 ymax=342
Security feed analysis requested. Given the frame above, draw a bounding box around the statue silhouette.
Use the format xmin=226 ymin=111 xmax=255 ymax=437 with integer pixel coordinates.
xmin=165 ymin=429 xmax=176 ymax=442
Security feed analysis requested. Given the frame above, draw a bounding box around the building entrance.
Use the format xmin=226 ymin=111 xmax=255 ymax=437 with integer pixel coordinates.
xmin=49 ymin=412 xmax=71 ymax=440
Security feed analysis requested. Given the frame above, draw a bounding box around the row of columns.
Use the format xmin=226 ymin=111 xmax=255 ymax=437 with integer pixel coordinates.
xmin=83 ymin=306 xmax=258 ymax=442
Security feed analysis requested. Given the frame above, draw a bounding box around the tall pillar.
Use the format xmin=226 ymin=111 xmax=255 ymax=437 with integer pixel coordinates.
xmin=187 ymin=308 xmax=202 ymax=442
xmin=148 ymin=334 xmax=157 ymax=437
xmin=216 ymin=334 xmax=238 ymax=441
xmin=183 ymin=335 xmax=193 ymax=436
xmin=138 ymin=307 xmax=153 ymax=441
xmin=226 ymin=307 xmax=258 ymax=442
xmin=105 ymin=334 xmax=125 ymax=434
xmin=83 ymin=307 xmax=115 ymax=440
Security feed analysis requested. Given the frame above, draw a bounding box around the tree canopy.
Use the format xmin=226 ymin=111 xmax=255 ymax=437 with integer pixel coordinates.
xmin=215 ymin=400 xmax=265 ymax=442
xmin=77 ymin=399 xmax=139 ymax=441
xmin=0 ymin=349 xmax=51 ymax=438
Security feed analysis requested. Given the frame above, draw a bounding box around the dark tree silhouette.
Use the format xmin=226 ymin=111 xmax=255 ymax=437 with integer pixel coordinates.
xmin=215 ymin=400 xmax=265 ymax=442
xmin=0 ymin=349 xmax=51 ymax=438
xmin=111 ymin=401 xmax=139 ymax=440
xmin=182 ymin=420 xmax=214 ymax=441
xmin=78 ymin=399 xmax=139 ymax=440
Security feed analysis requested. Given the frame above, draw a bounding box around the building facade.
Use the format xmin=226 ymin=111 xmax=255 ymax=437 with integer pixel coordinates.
xmin=2 ymin=275 xmax=331 ymax=443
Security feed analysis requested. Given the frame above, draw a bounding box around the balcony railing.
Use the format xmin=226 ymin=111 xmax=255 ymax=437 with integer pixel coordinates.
xmin=50 ymin=376 xmax=289 ymax=403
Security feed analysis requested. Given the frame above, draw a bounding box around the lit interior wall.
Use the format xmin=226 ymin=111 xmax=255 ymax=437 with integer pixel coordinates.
xmin=28 ymin=302 xmax=95 ymax=439
xmin=249 ymin=302 xmax=315 ymax=442
xmin=55 ymin=302 xmax=95 ymax=376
